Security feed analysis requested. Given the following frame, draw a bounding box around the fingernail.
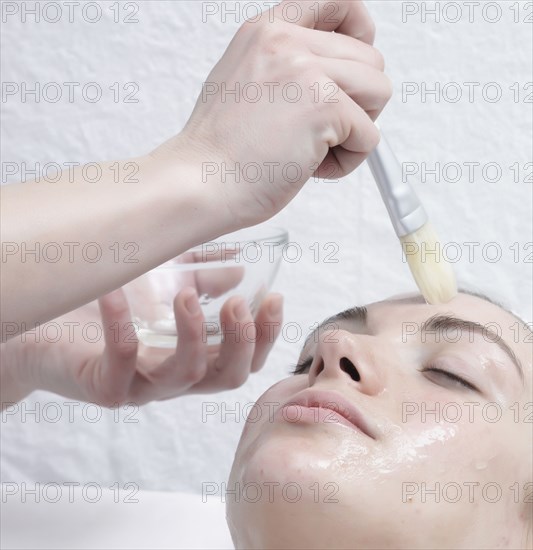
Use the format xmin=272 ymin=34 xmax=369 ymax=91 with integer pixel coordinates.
xmin=234 ymin=299 xmax=248 ymax=320
xmin=185 ymin=289 xmax=200 ymax=316
xmin=269 ymin=295 xmax=283 ymax=316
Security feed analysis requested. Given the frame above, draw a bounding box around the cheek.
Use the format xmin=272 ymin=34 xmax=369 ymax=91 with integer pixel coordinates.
xmin=385 ymin=399 xmax=518 ymax=486
xmin=237 ymin=376 xmax=307 ymax=443
xmin=371 ymin=387 xmax=471 ymax=479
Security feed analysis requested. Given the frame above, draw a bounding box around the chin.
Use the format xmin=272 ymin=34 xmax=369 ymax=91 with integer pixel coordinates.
xmin=226 ymin=429 xmax=384 ymax=550
xmin=231 ymin=420 xmax=364 ymax=488
xmin=230 ymin=430 xmax=327 ymax=491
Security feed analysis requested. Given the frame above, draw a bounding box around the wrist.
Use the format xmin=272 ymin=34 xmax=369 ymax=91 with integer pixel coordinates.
xmin=146 ymin=133 xmax=244 ymax=241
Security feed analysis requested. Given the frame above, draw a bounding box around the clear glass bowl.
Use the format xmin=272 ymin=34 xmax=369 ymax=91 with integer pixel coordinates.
xmin=123 ymin=226 xmax=288 ymax=348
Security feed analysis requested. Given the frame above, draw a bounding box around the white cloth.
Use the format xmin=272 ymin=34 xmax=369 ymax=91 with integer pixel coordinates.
xmin=0 ymin=487 xmax=233 ymax=550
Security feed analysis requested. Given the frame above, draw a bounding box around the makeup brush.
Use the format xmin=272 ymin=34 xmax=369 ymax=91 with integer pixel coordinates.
xmin=366 ymin=130 xmax=458 ymax=304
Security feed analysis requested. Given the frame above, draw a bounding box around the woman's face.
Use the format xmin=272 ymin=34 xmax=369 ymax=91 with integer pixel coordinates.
xmin=227 ymin=292 xmax=532 ymax=550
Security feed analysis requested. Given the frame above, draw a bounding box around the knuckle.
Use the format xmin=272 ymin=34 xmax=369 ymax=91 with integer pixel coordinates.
xmin=114 ymin=341 xmax=138 ymax=361
xmin=286 ymin=52 xmax=314 ymax=73
xmin=256 ymin=22 xmax=292 ymax=55
xmin=184 ymin=363 xmax=206 ymax=385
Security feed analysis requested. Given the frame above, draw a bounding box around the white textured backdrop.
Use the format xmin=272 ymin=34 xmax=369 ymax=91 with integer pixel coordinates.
xmin=1 ymin=0 xmax=532 ymax=495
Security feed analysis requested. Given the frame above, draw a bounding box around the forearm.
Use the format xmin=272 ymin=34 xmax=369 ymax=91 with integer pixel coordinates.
xmin=1 ymin=145 xmax=230 ymax=340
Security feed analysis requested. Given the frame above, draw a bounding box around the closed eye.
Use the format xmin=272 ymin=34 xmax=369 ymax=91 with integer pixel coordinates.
xmin=421 ymin=367 xmax=480 ymax=393
xmin=291 ymin=357 xmax=313 ymax=375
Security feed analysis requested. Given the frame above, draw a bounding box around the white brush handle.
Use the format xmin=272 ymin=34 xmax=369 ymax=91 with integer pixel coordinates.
xmin=367 ymin=131 xmax=428 ymax=238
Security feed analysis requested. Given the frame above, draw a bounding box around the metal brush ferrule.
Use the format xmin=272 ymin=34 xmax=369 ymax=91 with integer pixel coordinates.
xmin=367 ymin=132 xmax=428 ymax=238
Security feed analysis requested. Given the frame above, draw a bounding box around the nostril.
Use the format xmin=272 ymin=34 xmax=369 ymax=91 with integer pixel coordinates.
xmin=314 ymin=358 xmax=324 ymax=377
xmin=340 ymin=357 xmax=360 ymax=382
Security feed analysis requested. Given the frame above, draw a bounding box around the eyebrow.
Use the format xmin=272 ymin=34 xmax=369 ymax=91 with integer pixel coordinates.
xmin=303 ymin=305 xmax=525 ymax=385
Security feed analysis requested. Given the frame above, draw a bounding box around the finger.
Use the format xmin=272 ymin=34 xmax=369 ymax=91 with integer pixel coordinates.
xmin=206 ymin=296 xmax=256 ymax=390
xmin=365 ymin=108 xmax=383 ymax=123
xmin=315 ymin=147 xmax=368 ymax=180
xmin=191 ymin=244 xmax=244 ymax=298
xmin=295 ymin=25 xmax=384 ymax=68
xmin=193 ymin=265 xmax=245 ymax=299
xmin=250 ymin=294 xmax=284 ymax=373
xmin=322 ymin=86 xmax=381 ymax=153
xmin=314 ymin=88 xmax=380 ymax=179
xmin=179 ymin=248 xmax=245 ymax=298
xmin=171 ymin=287 xmax=209 ymax=388
xmin=116 ymin=289 xmax=209 ymax=404
xmin=271 ymin=0 xmax=376 ymax=43
xmin=97 ymin=288 xmax=139 ymax=405
xmin=319 ymin=59 xmax=393 ymax=113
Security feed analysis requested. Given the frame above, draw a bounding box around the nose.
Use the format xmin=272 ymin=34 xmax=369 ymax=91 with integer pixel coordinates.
xmin=308 ymin=329 xmax=385 ymax=396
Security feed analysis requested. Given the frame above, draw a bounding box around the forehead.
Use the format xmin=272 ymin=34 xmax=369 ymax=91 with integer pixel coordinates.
xmin=367 ymin=292 xmax=532 ymax=373
xmin=370 ymin=292 xmax=516 ymax=328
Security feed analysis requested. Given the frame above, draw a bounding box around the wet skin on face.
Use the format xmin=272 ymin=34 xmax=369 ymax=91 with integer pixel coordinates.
xmin=226 ymin=292 xmax=533 ymax=550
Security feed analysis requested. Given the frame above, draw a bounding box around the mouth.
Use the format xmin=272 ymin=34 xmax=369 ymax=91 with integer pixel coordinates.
xmin=279 ymin=389 xmax=376 ymax=440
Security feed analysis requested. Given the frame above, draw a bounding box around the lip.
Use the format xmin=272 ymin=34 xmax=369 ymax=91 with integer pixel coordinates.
xmin=278 ymin=389 xmax=376 ymax=440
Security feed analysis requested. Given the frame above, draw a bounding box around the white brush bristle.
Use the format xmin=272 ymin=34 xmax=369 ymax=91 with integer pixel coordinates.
xmin=400 ymin=223 xmax=458 ymax=305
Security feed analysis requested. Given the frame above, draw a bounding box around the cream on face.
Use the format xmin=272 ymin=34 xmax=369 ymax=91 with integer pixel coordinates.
xmin=226 ymin=293 xmax=532 ymax=550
